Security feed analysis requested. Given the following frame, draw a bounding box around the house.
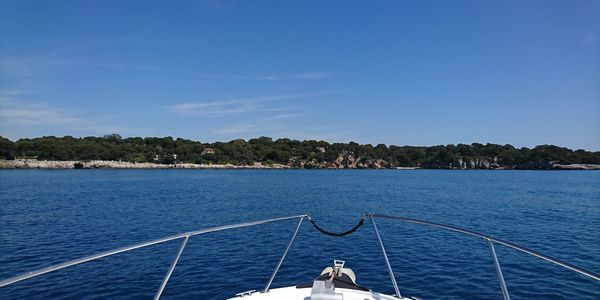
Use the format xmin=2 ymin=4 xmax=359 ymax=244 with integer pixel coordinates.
xmin=201 ymin=147 xmax=216 ymax=155
xmin=316 ymin=147 xmax=326 ymax=153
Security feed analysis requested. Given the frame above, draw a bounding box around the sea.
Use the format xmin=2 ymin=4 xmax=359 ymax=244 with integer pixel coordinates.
xmin=0 ymin=170 xmax=598 ymax=299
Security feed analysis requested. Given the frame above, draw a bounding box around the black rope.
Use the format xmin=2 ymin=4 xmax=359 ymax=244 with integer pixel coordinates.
xmin=308 ymin=217 xmax=365 ymax=237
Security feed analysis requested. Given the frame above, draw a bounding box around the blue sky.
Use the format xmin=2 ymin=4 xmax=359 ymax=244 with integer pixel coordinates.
xmin=0 ymin=0 xmax=598 ymax=150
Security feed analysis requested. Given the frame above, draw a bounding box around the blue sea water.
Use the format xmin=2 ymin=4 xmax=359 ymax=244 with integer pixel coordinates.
xmin=0 ymin=170 xmax=598 ymax=299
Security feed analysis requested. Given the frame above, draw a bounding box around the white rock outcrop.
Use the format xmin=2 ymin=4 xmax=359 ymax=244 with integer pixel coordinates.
xmin=0 ymin=159 xmax=290 ymax=169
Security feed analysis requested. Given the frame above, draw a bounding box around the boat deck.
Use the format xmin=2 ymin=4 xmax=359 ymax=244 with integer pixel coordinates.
xmin=227 ymin=286 xmax=408 ymax=300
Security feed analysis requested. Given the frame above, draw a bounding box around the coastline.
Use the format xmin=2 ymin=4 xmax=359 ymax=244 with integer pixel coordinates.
xmin=0 ymin=159 xmax=290 ymax=169
xmin=1 ymin=159 xmax=598 ymax=170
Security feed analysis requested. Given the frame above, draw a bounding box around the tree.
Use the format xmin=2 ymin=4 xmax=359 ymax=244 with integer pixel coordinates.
xmin=1 ymin=135 xmax=598 ymax=168
xmin=0 ymin=137 xmax=16 ymax=159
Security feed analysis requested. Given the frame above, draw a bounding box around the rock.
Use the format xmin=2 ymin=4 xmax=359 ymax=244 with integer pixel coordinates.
xmin=551 ymin=164 xmax=600 ymax=170
xmin=0 ymin=159 xmax=291 ymax=169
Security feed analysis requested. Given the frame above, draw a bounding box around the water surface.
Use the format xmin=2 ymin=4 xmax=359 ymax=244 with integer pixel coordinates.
xmin=1 ymin=170 xmax=598 ymax=299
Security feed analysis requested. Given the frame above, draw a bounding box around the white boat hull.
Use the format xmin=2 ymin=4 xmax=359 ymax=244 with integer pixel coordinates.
xmin=227 ymin=286 xmax=409 ymax=300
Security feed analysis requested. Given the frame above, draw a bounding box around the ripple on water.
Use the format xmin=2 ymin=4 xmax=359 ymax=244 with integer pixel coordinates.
xmin=0 ymin=169 xmax=598 ymax=299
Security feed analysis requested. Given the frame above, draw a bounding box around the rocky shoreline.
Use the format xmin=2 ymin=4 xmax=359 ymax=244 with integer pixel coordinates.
xmin=0 ymin=159 xmax=290 ymax=169
xmin=548 ymin=163 xmax=600 ymax=170
xmin=0 ymin=159 xmax=599 ymax=170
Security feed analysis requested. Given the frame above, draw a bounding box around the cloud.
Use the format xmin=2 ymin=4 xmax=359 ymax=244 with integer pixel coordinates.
xmin=290 ymin=72 xmax=331 ymax=79
xmin=259 ymin=113 xmax=301 ymax=122
xmin=170 ymin=99 xmax=294 ymax=115
xmin=0 ymin=99 xmax=139 ymax=135
xmin=0 ymin=55 xmax=158 ymax=78
xmin=195 ymin=74 xmax=281 ymax=81
xmin=0 ymin=100 xmax=82 ymax=126
xmin=170 ymin=91 xmax=331 ymax=116
xmin=1 ymin=39 xmax=157 ymax=80
xmin=0 ymin=89 xmax=37 ymax=97
xmin=46 ymin=58 xmax=158 ymax=71
xmin=171 ymin=99 xmax=263 ymax=115
xmin=0 ymin=56 xmax=40 ymax=77
xmin=193 ymin=72 xmax=331 ymax=81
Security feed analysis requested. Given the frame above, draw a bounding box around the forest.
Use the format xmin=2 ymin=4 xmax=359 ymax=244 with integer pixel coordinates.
xmin=1 ymin=135 xmax=599 ymax=169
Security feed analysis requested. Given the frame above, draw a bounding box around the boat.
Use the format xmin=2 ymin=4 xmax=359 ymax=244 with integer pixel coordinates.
xmin=0 ymin=214 xmax=598 ymax=299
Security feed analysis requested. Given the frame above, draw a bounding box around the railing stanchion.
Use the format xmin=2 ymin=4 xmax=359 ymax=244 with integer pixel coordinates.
xmin=263 ymin=217 xmax=304 ymax=293
xmin=370 ymin=216 xmax=402 ymax=298
xmin=371 ymin=213 xmax=600 ymax=281
xmin=488 ymin=239 xmax=510 ymax=300
xmin=0 ymin=215 xmax=307 ymax=289
xmin=154 ymin=236 xmax=190 ymax=300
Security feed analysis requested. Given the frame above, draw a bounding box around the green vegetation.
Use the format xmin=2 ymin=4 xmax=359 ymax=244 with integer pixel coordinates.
xmin=0 ymin=135 xmax=598 ymax=169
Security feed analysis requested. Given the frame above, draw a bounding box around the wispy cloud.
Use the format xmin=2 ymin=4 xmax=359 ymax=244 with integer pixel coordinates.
xmin=170 ymin=91 xmax=331 ymax=116
xmin=171 ymin=99 xmax=262 ymax=115
xmin=214 ymin=124 xmax=261 ymax=135
xmin=46 ymin=58 xmax=158 ymax=71
xmin=0 ymin=99 xmax=82 ymax=126
xmin=1 ymin=37 xmax=157 ymax=80
xmin=1 ymin=54 xmax=158 ymax=77
xmin=0 ymin=37 xmax=156 ymax=136
xmin=195 ymin=74 xmax=281 ymax=81
xmin=259 ymin=113 xmax=301 ymax=122
xmin=0 ymin=89 xmax=37 ymax=97
xmin=290 ymin=72 xmax=331 ymax=79
xmin=0 ymin=56 xmax=39 ymax=77
xmin=0 ymin=107 xmax=81 ymax=126
xmin=0 ymin=98 xmax=139 ymax=135
xmin=193 ymin=72 xmax=331 ymax=81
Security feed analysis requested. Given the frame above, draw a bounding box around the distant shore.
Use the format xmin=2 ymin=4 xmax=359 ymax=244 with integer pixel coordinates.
xmin=1 ymin=159 xmax=599 ymax=170
xmin=0 ymin=159 xmax=290 ymax=169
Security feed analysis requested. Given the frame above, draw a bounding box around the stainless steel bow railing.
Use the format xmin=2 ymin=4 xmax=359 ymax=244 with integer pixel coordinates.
xmin=0 ymin=215 xmax=307 ymax=299
xmin=366 ymin=213 xmax=600 ymax=300
xmin=0 ymin=213 xmax=598 ymax=300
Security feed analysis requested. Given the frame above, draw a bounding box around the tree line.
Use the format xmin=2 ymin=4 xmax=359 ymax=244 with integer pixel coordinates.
xmin=0 ymin=135 xmax=598 ymax=169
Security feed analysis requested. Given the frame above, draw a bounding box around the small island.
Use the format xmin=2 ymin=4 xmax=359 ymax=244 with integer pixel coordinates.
xmin=0 ymin=135 xmax=598 ymax=170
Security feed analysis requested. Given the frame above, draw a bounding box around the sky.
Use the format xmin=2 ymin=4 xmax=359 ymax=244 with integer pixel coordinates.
xmin=0 ymin=0 xmax=599 ymax=150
